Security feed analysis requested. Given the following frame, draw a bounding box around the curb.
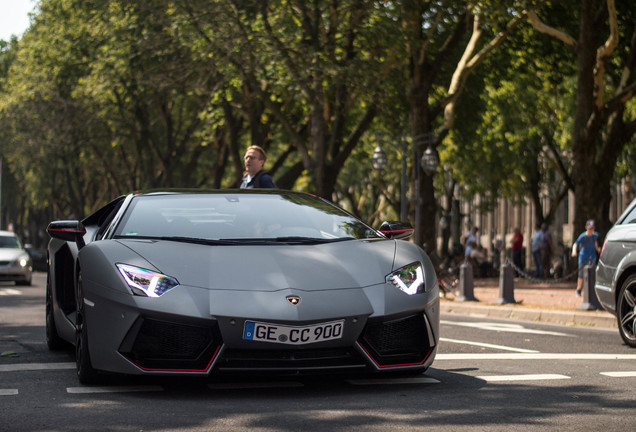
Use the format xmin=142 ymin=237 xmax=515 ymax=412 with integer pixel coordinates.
xmin=440 ymin=301 xmax=617 ymax=329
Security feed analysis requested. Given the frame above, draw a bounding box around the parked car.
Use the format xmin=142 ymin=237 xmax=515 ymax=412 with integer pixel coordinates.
xmin=46 ymin=189 xmax=440 ymax=383
xmin=0 ymin=230 xmax=33 ymax=286
xmin=596 ymin=197 xmax=636 ymax=347
xmin=25 ymin=245 xmax=48 ymax=272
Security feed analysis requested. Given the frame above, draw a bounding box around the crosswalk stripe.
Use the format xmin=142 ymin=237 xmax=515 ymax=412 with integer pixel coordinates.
xmin=436 ymin=353 xmax=636 ymax=360
xmin=0 ymin=389 xmax=19 ymax=396
xmin=0 ymin=362 xmax=75 ymax=372
xmin=347 ymin=377 xmax=440 ymax=385
xmin=440 ymin=337 xmax=539 ymax=353
xmin=67 ymin=385 xmax=163 ymax=394
xmin=477 ymin=374 xmax=570 ymax=382
xmin=600 ymin=371 xmax=636 ymax=377
xmin=0 ymin=289 xmax=22 ymax=296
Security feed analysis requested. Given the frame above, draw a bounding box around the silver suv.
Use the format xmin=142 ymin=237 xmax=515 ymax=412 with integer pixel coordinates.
xmin=596 ymin=198 xmax=636 ymax=347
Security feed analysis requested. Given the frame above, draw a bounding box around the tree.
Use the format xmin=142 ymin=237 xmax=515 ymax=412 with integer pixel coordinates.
xmin=447 ymin=23 xmax=579 ymax=227
xmin=1 ymin=0 xmax=239 ymax=221
xmin=185 ymin=0 xmax=395 ymax=198
xmin=394 ymin=1 xmax=537 ymax=250
xmin=527 ymin=0 xmax=636 ymax=235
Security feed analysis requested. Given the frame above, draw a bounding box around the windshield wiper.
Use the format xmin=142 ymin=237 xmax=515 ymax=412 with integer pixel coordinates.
xmin=217 ymin=236 xmax=356 ymax=245
xmin=116 ymin=235 xmax=355 ymax=245
xmin=277 ymin=236 xmax=356 ymax=244
xmin=115 ymin=235 xmax=242 ymax=246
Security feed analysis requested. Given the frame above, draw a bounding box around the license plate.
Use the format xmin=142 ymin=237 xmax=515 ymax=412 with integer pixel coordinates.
xmin=243 ymin=319 xmax=344 ymax=345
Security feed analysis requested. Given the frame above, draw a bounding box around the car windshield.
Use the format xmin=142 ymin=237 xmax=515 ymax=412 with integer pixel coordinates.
xmin=0 ymin=236 xmax=20 ymax=249
xmin=113 ymin=193 xmax=382 ymax=242
xmin=618 ymin=199 xmax=636 ymax=225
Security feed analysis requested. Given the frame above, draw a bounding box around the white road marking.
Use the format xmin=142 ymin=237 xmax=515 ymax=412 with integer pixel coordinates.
xmin=437 ymin=353 xmax=636 ymax=360
xmin=0 ymin=288 xmax=22 ymax=296
xmin=347 ymin=377 xmax=440 ymax=385
xmin=440 ymin=337 xmax=539 ymax=353
xmin=67 ymin=385 xmax=163 ymax=394
xmin=0 ymin=389 xmax=19 ymax=396
xmin=208 ymin=381 xmax=304 ymax=390
xmin=600 ymin=371 xmax=636 ymax=377
xmin=441 ymin=320 xmax=571 ymax=336
xmin=0 ymin=362 xmax=75 ymax=372
xmin=477 ymin=374 xmax=570 ymax=382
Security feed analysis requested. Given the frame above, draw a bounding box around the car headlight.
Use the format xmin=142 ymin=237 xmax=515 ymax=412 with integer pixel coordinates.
xmin=116 ymin=264 xmax=179 ymax=297
xmin=14 ymin=255 xmax=30 ymax=268
xmin=386 ymin=262 xmax=425 ymax=295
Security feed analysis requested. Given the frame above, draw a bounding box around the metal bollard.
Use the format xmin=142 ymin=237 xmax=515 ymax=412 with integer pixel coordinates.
xmin=495 ymin=262 xmax=516 ymax=304
xmin=455 ymin=260 xmax=477 ymax=302
xmin=578 ymin=264 xmax=602 ymax=310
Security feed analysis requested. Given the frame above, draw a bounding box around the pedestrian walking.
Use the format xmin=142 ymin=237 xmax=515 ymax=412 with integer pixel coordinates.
xmin=572 ymin=219 xmax=601 ymax=297
xmin=540 ymin=223 xmax=552 ymax=278
xmin=531 ymin=223 xmax=543 ymax=278
xmin=463 ymin=227 xmax=479 ymax=256
xmin=510 ymin=227 xmax=524 ymax=276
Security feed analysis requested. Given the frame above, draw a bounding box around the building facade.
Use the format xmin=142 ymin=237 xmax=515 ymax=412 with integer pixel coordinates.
xmin=440 ymin=178 xmax=635 ymax=277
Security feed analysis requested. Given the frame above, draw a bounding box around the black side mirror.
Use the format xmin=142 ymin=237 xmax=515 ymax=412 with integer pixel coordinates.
xmin=47 ymin=220 xmax=87 ymax=248
xmin=379 ymin=221 xmax=414 ymax=240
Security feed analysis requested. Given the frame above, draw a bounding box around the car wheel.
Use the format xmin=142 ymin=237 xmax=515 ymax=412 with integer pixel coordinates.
xmin=76 ymin=272 xmax=99 ymax=384
xmin=617 ymin=275 xmax=636 ymax=348
xmin=46 ymin=274 xmax=66 ymax=350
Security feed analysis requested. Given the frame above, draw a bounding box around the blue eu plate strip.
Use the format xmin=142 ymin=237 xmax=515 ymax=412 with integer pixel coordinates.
xmin=243 ymin=321 xmax=255 ymax=340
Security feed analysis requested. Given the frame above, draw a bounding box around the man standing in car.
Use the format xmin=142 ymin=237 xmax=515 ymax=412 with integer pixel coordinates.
xmin=240 ymin=145 xmax=276 ymax=189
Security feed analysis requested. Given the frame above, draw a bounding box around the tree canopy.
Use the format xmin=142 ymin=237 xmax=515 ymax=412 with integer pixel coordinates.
xmin=0 ymin=0 xmax=634 ymax=251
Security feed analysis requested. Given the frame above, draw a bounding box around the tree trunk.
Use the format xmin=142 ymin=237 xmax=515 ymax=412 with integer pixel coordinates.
xmin=571 ymin=0 xmax=605 ymax=235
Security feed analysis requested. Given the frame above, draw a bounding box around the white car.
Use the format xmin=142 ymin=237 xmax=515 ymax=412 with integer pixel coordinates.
xmin=0 ymin=230 xmax=33 ymax=286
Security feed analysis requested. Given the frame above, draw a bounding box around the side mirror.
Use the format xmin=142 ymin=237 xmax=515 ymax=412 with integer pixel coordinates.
xmin=47 ymin=220 xmax=87 ymax=248
xmin=379 ymin=221 xmax=414 ymax=240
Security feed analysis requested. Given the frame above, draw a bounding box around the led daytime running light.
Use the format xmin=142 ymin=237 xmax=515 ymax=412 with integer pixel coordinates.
xmin=117 ymin=264 xmax=179 ymax=297
xmin=387 ymin=262 xmax=425 ymax=295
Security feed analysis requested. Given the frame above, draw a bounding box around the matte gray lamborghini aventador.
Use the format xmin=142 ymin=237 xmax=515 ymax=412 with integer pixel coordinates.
xmin=46 ymin=190 xmax=440 ymax=383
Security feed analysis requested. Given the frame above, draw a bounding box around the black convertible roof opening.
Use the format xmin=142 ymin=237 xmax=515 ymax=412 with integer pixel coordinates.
xmin=113 ymin=191 xmax=384 ymax=243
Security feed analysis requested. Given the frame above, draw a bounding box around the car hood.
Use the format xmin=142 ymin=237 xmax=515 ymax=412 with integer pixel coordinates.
xmin=605 ymin=224 xmax=636 ymax=243
xmin=117 ymin=239 xmax=398 ymax=291
xmin=0 ymin=249 xmax=27 ymax=261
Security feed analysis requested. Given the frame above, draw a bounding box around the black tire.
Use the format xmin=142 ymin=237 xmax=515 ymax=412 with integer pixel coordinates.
xmin=45 ymin=274 xmax=66 ymax=350
xmin=76 ymin=272 xmax=99 ymax=384
xmin=16 ymin=275 xmax=32 ymax=286
xmin=617 ymin=274 xmax=636 ymax=348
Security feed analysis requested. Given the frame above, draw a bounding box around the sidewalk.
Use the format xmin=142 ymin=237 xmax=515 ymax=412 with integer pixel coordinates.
xmin=439 ymin=277 xmax=617 ymax=329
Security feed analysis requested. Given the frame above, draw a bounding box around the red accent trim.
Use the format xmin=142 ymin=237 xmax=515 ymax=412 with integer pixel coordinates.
xmin=380 ymin=229 xmax=414 ymax=234
xmin=358 ymin=342 xmax=432 ymax=368
xmin=125 ymin=344 xmax=222 ymax=373
xmin=47 ymin=228 xmax=86 ymax=234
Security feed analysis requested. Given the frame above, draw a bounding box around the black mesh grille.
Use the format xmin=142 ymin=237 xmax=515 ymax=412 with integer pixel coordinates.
xmin=121 ymin=318 xmax=221 ymax=371
xmin=361 ymin=314 xmax=433 ymax=366
xmin=133 ymin=319 xmax=211 ymax=359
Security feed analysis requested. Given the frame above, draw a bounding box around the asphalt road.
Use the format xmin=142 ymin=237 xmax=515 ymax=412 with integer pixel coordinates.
xmin=1 ymin=273 xmax=636 ymax=432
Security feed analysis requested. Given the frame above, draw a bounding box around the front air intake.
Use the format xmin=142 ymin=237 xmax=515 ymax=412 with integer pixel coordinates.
xmin=359 ymin=313 xmax=433 ymax=367
xmin=120 ymin=317 xmax=222 ymax=372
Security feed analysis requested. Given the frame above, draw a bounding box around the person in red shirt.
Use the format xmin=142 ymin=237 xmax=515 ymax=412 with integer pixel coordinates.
xmin=510 ymin=227 xmax=524 ymax=276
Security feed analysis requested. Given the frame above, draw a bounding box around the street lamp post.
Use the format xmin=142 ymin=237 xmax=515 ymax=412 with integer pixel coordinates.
xmin=412 ymin=134 xmax=438 ymax=247
xmin=372 ymin=132 xmax=410 ymax=222
xmin=421 ymin=141 xmax=439 ymax=176
xmin=371 ymin=132 xmax=439 ymax=244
